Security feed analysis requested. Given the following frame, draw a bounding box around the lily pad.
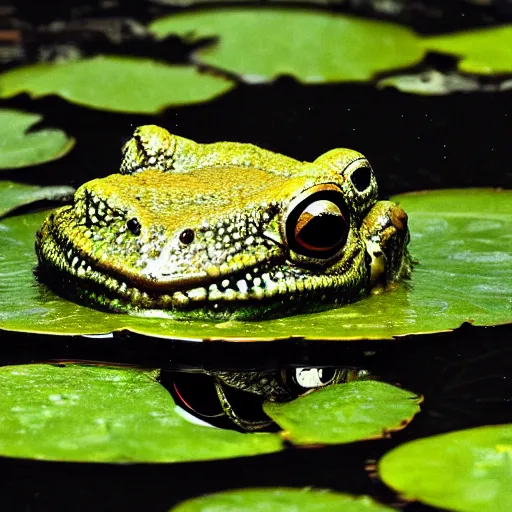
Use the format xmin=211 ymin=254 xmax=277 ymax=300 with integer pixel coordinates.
xmin=149 ymin=9 xmax=424 ymax=83
xmin=0 ymin=189 xmax=510 ymax=339
xmin=0 ymin=363 xmax=281 ymax=462
xmin=0 ymin=109 xmax=74 ymax=169
xmin=0 ymin=181 xmax=74 ymax=218
xmin=264 ymin=381 xmax=420 ymax=445
xmin=0 ymin=56 xmax=234 ymax=113
xmin=379 ymin=425 xmax=512 ymax=512
xmin=422 ymin=26 xmax=512 ymax=75
xmin=171 ymin=488 xmax=395 ymax=512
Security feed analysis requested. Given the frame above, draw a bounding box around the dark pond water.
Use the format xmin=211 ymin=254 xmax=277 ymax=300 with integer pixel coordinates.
xmin=1 ymin=1 xmax=511 ymax=510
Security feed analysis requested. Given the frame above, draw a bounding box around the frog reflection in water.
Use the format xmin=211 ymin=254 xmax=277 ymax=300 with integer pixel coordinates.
xmin=36 ymin=125 xmax=412 ymax=320
xmin=168 ymin=366 xmax=369 ymax=431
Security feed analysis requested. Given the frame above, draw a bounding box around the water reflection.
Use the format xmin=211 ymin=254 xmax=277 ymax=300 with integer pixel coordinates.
xmin=162 ymin=367 xmax=368 ymax=431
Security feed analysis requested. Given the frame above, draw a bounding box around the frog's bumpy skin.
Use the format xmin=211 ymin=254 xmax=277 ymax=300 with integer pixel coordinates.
xmin=36 ymin=124 xmax=413 ymax=319
xmin=120 ymin=125 xmax=303 ymax=177
xmin=120 ymin=125 xmax=177 ymax=175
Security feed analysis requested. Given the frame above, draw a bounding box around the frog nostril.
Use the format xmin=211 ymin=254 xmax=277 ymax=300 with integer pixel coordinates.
xmin=127 ymin=218 xmax=141 ymax=235
xmin=179 ymin=229 xmax=195 ymax=245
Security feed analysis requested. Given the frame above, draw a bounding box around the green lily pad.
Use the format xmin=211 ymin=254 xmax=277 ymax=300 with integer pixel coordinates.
xmin=422 ymin=26 xmax=512 ymax=75
xmin=171 ymin=488 xmax=395 ymax=512
xmin=0 ymin=189 xmax=510 ymax=340
xmin=379 ymin=425 xmax=512 ymax=512
xmin=0 ymin=363 xmax=281 ymax=462
xmin=0 ymin=108 xmax=74 ymax=169
xmin=264 ymin=381 xmax=420 ymax=445
xmin=0 ymin=181 xmax=74 ymax=218
xmin=0 ymin=56 xmax=234 ymax=113
xmin=149 ymin=9 xmax=424 ymax=83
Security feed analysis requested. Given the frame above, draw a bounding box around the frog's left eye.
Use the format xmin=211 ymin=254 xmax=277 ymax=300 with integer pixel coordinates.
xmin=286 ymin=185 xmax=349 ymax=259
xmin=349 ymin=165 xmax=373 ymax=192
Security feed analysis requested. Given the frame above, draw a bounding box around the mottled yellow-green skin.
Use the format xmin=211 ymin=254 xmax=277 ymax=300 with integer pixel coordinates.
xmin=36 ymin=125 xmax=411 ymax=319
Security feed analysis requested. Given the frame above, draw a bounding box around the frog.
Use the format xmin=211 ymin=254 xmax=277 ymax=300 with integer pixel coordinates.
xmin=36 ymin=125 xmax=412 ymax=320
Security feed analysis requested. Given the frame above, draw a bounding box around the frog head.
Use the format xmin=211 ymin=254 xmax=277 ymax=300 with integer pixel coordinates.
xmin=36 ymin=127 xmax=411 ymax=319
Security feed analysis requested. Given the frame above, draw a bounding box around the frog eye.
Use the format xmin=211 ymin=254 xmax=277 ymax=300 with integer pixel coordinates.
xmin=294 ymin=200 xmax=348 ymax=253
xmin=286 ymin=186 xmax=349 ymax=259
xmin=349 ymin=165 xmax=373 ymax=192
xmin=294 ymin=367 xmax=337 ymax=388
xmin=127 ymin=218 xmax=141 ymax=235
xmin=281 ymin=367 xmax=343 ymax=395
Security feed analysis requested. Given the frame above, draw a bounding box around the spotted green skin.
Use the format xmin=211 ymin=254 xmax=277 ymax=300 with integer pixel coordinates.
xmin=36 ymin=125 xmax=411 ymax=320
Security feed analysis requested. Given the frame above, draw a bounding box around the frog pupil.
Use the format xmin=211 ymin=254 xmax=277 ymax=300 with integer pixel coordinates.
xmin=180 ymin=229 xmax=195 ymax=245
xmin=293 ymin=199 xmax=349 ymax=256
xmin=127 ymin=218 xmax=141 ymax=235
xmin=350 ymin=166 xmax=372 ymax=192
xmin=296 ymin=215 xmax=347 ymax=251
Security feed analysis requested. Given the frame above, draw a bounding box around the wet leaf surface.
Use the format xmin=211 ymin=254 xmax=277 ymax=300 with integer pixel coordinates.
xmin=0 ymin=189 xmax=509 ymax=340
xmin=170 ymin=488 xmax=395 ymax=511
xmin=149 ymin=9 xmax=424 ymax=83
xmin=0 ymin=364 xmax=281 ymax=462
xmin=379 ymin=424 xmax=512 ymax=512
xmin=0 ymin=108 xmax=74 ymax=170
xmin=0 ymin=181 xmax=73 ymax=218
xmin=0 ymin=56 xmax=234 ymax=113
xmin=264 ymin=381 xmax=420 ymax=445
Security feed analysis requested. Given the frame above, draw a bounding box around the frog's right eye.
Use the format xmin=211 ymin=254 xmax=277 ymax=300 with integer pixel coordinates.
xmin=286 ymin=184 xmax=349 ymax=259
xmin=127 ymin=218 xmax=141 ymax=235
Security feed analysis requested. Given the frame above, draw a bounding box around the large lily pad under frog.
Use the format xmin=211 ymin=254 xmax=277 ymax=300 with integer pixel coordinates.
xmin=35 ymin=126 xmax=412 ymax=321
xmin=1 ymin=187 xmax=509 ymax=340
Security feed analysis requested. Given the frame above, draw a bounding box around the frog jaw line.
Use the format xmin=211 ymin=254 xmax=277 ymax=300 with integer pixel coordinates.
xmin=36 ymin=223 xmax=369 ymax=319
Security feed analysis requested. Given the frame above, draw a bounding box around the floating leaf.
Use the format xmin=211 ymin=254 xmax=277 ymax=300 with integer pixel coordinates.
xmin=264 ymin=381 xmax=420 ymax=445
xmin=0 ymin=189 xmax=510 ymax=339
xmin=379 ymin=425 xmax=512 ymax=512
xmin=422 ymin=26 xmax=512 ymax=75
xmin=379 ymin=70 xmax=482 ymax=95
xmin=0 ymin=181 xmax=74 ymax=218
xmin=0 ymin=56 xmax=234 ymax=114
xmin=0 ymin=364 xmax=281 ymax=462
xmin=171 ymin=488 xmax=395 ymax=512
xmin=0 ymin=108 xmax=74 ymax=169
xmin=149 ymin=9 xmax=424 ymax=83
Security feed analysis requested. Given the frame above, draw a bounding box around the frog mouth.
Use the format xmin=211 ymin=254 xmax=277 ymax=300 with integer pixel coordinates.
xmin=36 ymin=222 xmax=364 ymax=318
